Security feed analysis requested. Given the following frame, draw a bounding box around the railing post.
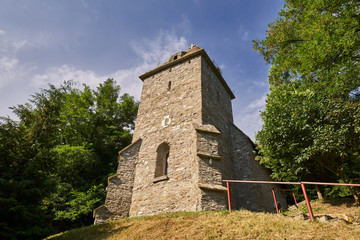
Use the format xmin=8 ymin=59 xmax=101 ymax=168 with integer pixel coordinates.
xmin=272 ymin=188 xmax=279 ymax=214
xmin=226 ymin=181 xmax=232 ymax=212
xmin=292 ymin=191 xmax=298 ymax=205
xmin=300 ymin=183 xmax=315 ymax=221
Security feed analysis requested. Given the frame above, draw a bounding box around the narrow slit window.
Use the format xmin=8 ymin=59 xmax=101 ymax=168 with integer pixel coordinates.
xmin=168 ymin=81 xmax=172 ymax=91
xmin=165 ymin=152 xmax=169 ymax=175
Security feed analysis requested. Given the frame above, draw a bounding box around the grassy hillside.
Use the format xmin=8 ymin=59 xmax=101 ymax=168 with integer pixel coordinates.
xmin=46 ymin=199 xmax=360 ymax=240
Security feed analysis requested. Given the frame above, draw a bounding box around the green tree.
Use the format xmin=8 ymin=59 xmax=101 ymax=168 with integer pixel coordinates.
xmin=253 ymin=0 xmax=360 ymax=202
xmin=1 ymin=79 xmax=138 ymax=238
xmin=0 ymin=118 xmax=54 ymax=240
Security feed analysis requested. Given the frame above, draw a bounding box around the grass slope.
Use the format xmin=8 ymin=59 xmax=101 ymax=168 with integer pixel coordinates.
xmin=46 ymin=199 xmax=360 ymax=240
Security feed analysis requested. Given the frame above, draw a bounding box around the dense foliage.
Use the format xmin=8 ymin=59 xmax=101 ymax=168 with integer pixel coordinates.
xmin=0 ymin=79 xmax=138 ymax=239
xmin=254 ymin=0 xmax=360 ymax=202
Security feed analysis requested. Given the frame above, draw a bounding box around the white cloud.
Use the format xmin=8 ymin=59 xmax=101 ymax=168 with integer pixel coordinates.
xmin=0 ymin=31 xmax=31 ymax=90
xmin=131 ymin=30 xmax=187 ymax=66
xmin=31 ymin=31 xmax=188 ymax=100
xmin=31 ymin=64 xmax=145 ymax=100
xmin=12 ymin=40 xmax=30 ymax=52
xmin=234 ymin=95 xmax=267 ymax=141
xmin=0 ymin=34 xmax=37 ymax=89
xmin=0 ymin=29 xmax=188 ymax=120
xmin=247 ymin=95 xmax=266 ymax=109
xmin=178 ymin=14 xmax=192 ymax=35
xmin=0 ymin=56 xmax=29 ymax=88
xmin=0 ymin=56 xmax=18 ymax=71
xmin=31 ymin=65 xmax=102 ymax=88
xmin=242 ymin=31 xmax=249 ymax=41
xmin=33 ymin=32 xmax=53 ymax=48
xmin=253 ymin=80 xmax=267 ymax=87
xmin=238 ymin=25 xmax=250 ymax=41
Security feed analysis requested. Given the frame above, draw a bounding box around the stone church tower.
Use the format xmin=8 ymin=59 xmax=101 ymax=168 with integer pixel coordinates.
xmin=93 ymin=45 xmax=286 ymax=224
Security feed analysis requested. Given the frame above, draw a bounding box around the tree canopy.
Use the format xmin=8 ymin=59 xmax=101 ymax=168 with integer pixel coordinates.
xmin=0 ymin=79 xmax=138 ymax=239
xmin=254 ymin=0 xmax=360 ymax=202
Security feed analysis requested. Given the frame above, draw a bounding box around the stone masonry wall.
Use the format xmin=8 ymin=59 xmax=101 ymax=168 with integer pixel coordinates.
xmin=229 ymin=124 xmax=259 ymax=211
xmin=193 ymin=123 xmax=227 ymax=210
xmin=93 ymin=139 xmax=141 ymax=224
xmin=229 ymin=124 xmax=287 ymax=212
xmin=251 ymin=151 xmax=288 ymax=212
xmin=199 ymin=56 xmax=235 ymax=210
xmin=132 ymin=54 xmax=203 ymax=141
xmin=199 ymin=52 xmax=287 ymax=212
xmin=129 ymin=54 xmax=204 ymax=216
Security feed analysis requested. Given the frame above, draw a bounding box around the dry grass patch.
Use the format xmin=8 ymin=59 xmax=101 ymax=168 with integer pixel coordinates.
xmin=47 ymin=201 xmax=360 ymax=240
xmin=284 ymin=198 xmax=360 ymax=222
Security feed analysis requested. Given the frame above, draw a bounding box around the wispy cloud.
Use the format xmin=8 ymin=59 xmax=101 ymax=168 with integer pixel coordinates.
xmin=252 ymin=80 xmax=267 ymax=88
xmin=0 ymin=30 xmax=188 ymax=118
xmin=234 ymin=94 xmax=267 ymax=141
xmin=242 ymin=31 xmax=249 ymax=41
xmin=31 ymin=65 xmax=102 ymax=88
xmin=178 ymin=14 xmax=192 ymax=35
xmin=131 ymin=30 xmax=187 ymax=66
xmin=12 ymin=40 xmax=30 ymax=52
xmin=0 ymin=56 xmax=18 ymax=71
xmin=0 ymin=56 xmax=32 ymax=89
xmin=0 ymin=56 xmax=19 ymax=88
xmin=0 ymin=33 xmax=37 ymax=88
xmin=31 ymin=31 xmax=188 ymax=100
xmin=238 ymin=25 xmax=250 ymax=41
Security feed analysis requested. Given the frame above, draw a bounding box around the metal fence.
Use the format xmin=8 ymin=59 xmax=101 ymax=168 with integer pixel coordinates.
xmin=223 ymin=180 xmax=360 ymax=221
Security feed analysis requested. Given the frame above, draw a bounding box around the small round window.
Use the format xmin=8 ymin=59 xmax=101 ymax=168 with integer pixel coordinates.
xmin=162 ymin=116 xmax=171 ymax=127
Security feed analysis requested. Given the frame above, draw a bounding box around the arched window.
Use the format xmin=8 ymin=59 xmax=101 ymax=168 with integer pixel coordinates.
xmin=154 ymin=143 xmax=170 ymax=178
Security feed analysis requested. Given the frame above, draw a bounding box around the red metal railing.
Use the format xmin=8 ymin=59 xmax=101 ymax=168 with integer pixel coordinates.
xmin=223 ymin=180 xmax=360 ymax=222
xmin=272 ymin=187 xmax=298 ymax=207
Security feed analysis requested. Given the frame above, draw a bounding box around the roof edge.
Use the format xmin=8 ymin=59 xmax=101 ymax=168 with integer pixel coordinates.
xmin=139 ymin=48 xmax=235 ymax=99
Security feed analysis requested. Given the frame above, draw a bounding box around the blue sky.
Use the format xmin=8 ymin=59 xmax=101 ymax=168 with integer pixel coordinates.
xmin=0 ymin=0 xmax=284 ymax=140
